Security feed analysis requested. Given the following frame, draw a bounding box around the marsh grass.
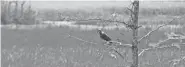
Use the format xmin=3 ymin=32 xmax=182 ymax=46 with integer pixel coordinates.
xmin=1 ymin=20 xmax=185 ymax=67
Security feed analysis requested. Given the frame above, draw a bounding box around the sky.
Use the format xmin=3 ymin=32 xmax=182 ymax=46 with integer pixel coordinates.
xmin=30 ymin=1 xmax=185 ymax=10
xmin=5 ymin=0 xmax=185 ymax=10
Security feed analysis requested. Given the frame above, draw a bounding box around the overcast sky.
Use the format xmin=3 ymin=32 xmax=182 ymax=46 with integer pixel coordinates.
xmin=23 ymin=0 xmax=185 ymax=10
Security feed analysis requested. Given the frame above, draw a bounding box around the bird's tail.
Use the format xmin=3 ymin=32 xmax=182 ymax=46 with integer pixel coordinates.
xmin=107 ymin=41 xmax=113 ymax=46
xmin=109 ymin=41 xmax=113 ymax=44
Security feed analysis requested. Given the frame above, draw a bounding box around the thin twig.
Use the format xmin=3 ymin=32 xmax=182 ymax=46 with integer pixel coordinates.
xmin=138 ymin=48 xmax=151 ymax=56
xmin=138 ymin=15 xmax=185 ymax=42
xmin=65 ymin=33 xmax=131 ymax=60
xmin=138 ymin=38 xmax=170 ymax=56
xmin=168 ymin=56 xmax=185 ymax=66
xmin=138 ymin=41 xmax=180 ymax=57
xmin=127 ymin=7 xmax=134 ymax=15
xmin=111 ymin=48 xmax=125 ymax=60
xmin=156 ymin=38 xmax=170 ymax=46
xmin=66 ymin=34 xmax=98 ymax=45
xmin=138 ymin=15 xmax=185 ymax=57
xmin=138 ymin=18 xmax=176 ymax=42
xmin=66 ymin=33 xmax=132 ymax=48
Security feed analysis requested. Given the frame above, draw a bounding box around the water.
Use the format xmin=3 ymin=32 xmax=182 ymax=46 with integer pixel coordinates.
xmin=1 ymin=21 xmax=184 ymax=32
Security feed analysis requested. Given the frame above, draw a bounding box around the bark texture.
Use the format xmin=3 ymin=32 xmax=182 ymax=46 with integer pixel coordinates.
xmin=131 ymin=1 xmax=139 ymax=67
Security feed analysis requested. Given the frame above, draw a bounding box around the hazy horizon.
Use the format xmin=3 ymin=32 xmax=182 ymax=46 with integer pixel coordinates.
xmin=29 ymin=1 xmax=185 ymax=10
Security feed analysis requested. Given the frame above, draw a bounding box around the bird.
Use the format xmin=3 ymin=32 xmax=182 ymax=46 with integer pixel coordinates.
xmin=97 ymin=29 xmax=112 ymax=44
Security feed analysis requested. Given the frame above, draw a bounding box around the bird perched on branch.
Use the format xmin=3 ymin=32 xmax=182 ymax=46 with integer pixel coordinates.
xmin=97 ymin=29 xmax=112 ymax=44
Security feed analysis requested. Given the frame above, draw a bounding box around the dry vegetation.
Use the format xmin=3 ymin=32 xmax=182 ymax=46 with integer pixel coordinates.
xmin=1 ymin=1 xmax=185 ymax=67
xmin=1 ymin=25 xmax=185 ymax=67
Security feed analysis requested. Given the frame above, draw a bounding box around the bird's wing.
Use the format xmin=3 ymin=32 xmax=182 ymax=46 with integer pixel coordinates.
xmin=101 ymin=34 xmax=111 ymax=41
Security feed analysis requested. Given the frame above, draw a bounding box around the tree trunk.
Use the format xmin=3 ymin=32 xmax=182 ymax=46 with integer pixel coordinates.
xmin=21 ymin=1 xmax=26 ymax=17
xmin=131 ymin=1 xmax=139 ymax=67
xmin=7 ymin=2 xmax=12 ymax=23
xmin=14 ymin=1 xmax=18 ymax=18
xmin=7 ymin=2 xmax=11 ymax=18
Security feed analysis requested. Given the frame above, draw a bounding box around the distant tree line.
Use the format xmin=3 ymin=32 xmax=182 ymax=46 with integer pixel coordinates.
xmin=39 ymin=7 xmax=185 ymax=21
xmin=1 ymin=1 xmax=185 ymax=25
xmin=1 ymin=1 xmax=39 ymax=25
xmin=139 ymin=7 xmax=185 ymax=16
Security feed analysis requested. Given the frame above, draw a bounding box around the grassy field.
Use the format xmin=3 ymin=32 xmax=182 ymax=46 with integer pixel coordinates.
xmin=1 ymin=1 xmax=185 ymax=67
xmin=1 ymin=23 xmax=185 ymax=67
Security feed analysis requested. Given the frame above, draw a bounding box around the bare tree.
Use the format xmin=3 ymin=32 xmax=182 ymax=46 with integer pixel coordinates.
xmin=12 ymin=1 xmax=18 ymax=18
xmin=130 ymin=1 xmax=139 ymax=67
xmin=64 ymin=0 xmax=139 ymax=67
xmin=1 ymin=1 xmax=12 ymax=24
xmin=44 ymin=0 xmax=184 ymax=67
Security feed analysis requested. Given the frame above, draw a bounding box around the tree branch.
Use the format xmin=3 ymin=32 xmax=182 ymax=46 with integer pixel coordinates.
xmin=138 ymin=15 xmax=185 ymax=42
xmin=138 ymin=15 xmax=185 ymax=63
xmin=138 ymin=48 xmax=151 ymax=56
xmin=168 ymin=56 xmax=185 ymax=66
xmin=66 ymin=33 xmax=132 ymax=48
xmin=111 ymin=48 xmax=125 ymax=60
xmin=64 ymin=33 xmax=132 ymax=60
xmin=138 ymin=18 xmax=179 ymax=42
xmin=138 ymin=38 xmax=177 ymax=57
xmin=127 ymin=7 xmax=134 ymax=15
xmin=66 ymin=34 xmax=98 ymax=45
